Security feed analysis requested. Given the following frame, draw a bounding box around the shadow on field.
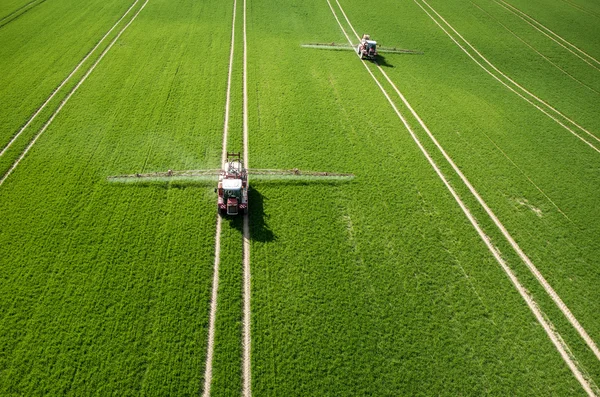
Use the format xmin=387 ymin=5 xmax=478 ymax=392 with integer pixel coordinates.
xmin=375 ymin=54 xmax=394 ymax=68
xmin=224 ymin=186 xmax=276 ymax=243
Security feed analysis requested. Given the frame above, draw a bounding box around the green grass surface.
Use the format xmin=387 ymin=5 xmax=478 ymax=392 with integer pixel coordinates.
xmin=0 ymin=0 xmax=230 ymax=393
xmin=1 ymin=0 xmax=599 ymax=394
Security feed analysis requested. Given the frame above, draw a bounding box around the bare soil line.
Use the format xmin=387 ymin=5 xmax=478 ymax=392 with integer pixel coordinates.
xmin=0 ymin=0 xmax=142 ymax=157
xmin=413 ymin=0 xmax=600 ymax=153
xmin=0 ymin=0 xmax=149 ymax=187
xmin=470 ymin=0 xmax=600 ymax=97
xmin=202 ymin=0 xmax=237 ymax=395
xmin=560 ymin=0 xmax=600 ymax=20
xmin=242 ymin=214 xmax=251 ymax=397
xmin=241 ymin=0 xmax=252 ymax=395
xmin=497 ymin=0 xmax=600 ymax=70
xmin=203 ymin=216 xmax=223 ymax=397
xmin=328 ymin=1 xmax=598 ymax=394
xmin=0 ymin=0 xmax=46 ymax=28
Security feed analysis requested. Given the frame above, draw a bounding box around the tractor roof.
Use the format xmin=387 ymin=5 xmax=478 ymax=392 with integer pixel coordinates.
xmin=366 ymin=40 xmax=377 ymax=45
xmin=222 ymin=178 xmax=242 ymax=190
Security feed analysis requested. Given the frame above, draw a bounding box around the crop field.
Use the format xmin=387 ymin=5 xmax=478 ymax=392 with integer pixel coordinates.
xmin=1 ymin=0 xmax=599 ymax=395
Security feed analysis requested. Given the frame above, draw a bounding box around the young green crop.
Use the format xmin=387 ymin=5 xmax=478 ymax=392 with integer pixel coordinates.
xmin=244 ymin=0 xmax=596 ymax=394
xmin=0 ymin=0 xmax=232 ymax=393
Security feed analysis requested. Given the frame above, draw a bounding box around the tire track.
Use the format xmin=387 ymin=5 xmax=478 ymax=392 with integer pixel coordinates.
xmin=0 ymin=0 xmax=142 ymax=157
xmin=202 ymin=0 xmax=237 ymax=395
xmin=327 ymin=1 xmax=598 ymax=394
xmin=0 ymin=0 xmax=46 ymax=28
xmin=470 ymin=1 xmax=600 ymax=96
xmin=560 ymin=0 xmax=600 ymax=20
xmin=412 ymin=0 xmax=600 ymax=153
xmin=0 ymin=0 xmax=149 ymax=188
xmin=347 ymin=0 xmax=600 ymax=367
xmin=241 ymin=0 xmax=252 ymax=394
xmin=495 ymin=0 xmax=600 ymax=70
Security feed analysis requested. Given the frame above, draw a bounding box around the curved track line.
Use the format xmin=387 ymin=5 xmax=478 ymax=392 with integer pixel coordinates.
xmin=379 ymin=63 xmax=600 ymax=364
xmin=341 ymin=0 xmax=600 ymax=367
xmin=470 ymin=1 xmax=600 ymax=96
xmin=202 ymin=1 xmax=237 ymax=395
xmin=418 ymin=0 xmax=600 ymax=145
xmin=0 ymin=0 xmax=142 ymax=157
xmin=0 ymin=0 xmax=46 ymax=28
xmin=412 ymin=0 xmax=600 ymax=153
xmin=560 ymin=0 xmax=600 ymax=20
xmin=0 ymin=0 xmax=149 ymax=188
xmin=328 ymin=1 xmax=598 ymax=394
xmin=242 ymin=0 xmax=252 ymax=395
xmin=497 ymin=0 xmax=600 ymax=69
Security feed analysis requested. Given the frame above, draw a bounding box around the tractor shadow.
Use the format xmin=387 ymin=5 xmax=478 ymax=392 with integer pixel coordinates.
xmin=224 ymin=186 xmax=275 ymax=243
xmin=375 ymin=54 xmax=394 ymax=68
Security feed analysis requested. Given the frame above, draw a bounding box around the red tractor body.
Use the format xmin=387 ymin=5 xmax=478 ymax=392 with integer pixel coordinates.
xmin=217 ymin=153 xmax=248 ymax=216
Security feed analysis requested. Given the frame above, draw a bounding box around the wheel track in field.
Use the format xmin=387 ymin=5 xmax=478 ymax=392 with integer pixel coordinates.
xmin=0 ymin=0 xmax=142 ymax=157
xmin=202 ymin=0 xmax=251 ymax=394
xmin=201 ymin=0 xmax=237 ymax=394
xmin=412 ymin=0 xmax=600 ymax=153
xmin=495 ymin=0 xmax=600 ymax=70
xmin=0 ymin=0 xmax=149 ymax=188
xmin=0 ymin=0 xmax=47 ymax=28
xmin=470 ymin=1 xmax=600 ymax=97
xmin=560 ymin=0 xmax=600 ymax=20
xmin=328 ymin=1 xmax=599 ymax=394
xmin=242 ymin=0 xmax=252 ymax=394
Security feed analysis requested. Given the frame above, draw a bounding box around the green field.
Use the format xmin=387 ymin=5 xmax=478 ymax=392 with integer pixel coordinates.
xmin=1 ymin=0 xmax=599 ymax=395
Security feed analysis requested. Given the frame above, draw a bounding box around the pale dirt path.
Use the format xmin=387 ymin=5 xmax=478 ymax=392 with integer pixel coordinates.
xmin=328 ymin=1 xmax=598 ymax=394
xmin=412 ymin=0 xmax=600 ymax=153
xmin=241 ymin=0 xmax=252 ymax=394
xmin=560 ymin=0 xmax=600 ymax=21
xmin=202 ymin=0 xmax=237 ymax=395
xmin=0 ymin=0 xmax=142 ymax=157
xmin=0 ymin=0 xmax=44 ymax=26
xmin=0 ymin=0 xmax=149 ymax=188
xmin=470 ymin=1 xmax=600 ymax=97
xmin=496 ymin=0 xmax=600 ymax=70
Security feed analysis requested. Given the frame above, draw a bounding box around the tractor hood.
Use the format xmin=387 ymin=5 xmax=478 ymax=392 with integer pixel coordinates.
xmin=222 ymin=178 xmax=242 ymax=190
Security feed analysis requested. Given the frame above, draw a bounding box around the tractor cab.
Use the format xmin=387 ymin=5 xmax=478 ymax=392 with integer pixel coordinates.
xmin=217 ymin=153 xmax=248 ymax=216
xmin=360 ymin=40 xmax=377 ymax=59
xmin=222 ymin=178 xmax=243 ymax=215
xmin=357 ymin=34 xmax=378 ymax=60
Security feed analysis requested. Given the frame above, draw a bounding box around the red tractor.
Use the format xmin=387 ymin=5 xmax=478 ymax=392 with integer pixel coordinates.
xmin=216 ymin=152 xmax=248 ymax=216
xmin=107 ymin=153 xmax=353 ymax=217
xmin=357 ymin=34 xmax=378 ymax=60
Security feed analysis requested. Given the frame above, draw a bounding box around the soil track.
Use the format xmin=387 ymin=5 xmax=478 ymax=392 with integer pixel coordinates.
xmin=202 ymin=0 xmax=237 ymax=395
xmin=470 ymin=1 xmax=600 ymax=96
xmin=496 ymin=0 xmax=600 ymax=70
xmin=0 ymin=0 xmax=149 ymax=187
xmin=0 ymin=0 xmax=142 ymax=157
xmin=0 ymin=0 xmax=47 ymax=28
xmin=241 ymin=0 xmax=252 ymax=394
xmin=412 ymin=0 xmax=600 ymax=153
xmin=328 ymin=1 xmax=598 ymax=394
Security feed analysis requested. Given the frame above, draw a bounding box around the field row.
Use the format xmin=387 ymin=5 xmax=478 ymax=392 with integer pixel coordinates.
xmin=0 ymin=0 xmax=599 ymax=394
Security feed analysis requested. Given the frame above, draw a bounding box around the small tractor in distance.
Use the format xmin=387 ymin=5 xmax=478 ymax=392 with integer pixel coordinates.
xmin=357 ymin=34 xmax=377 ymax=60
xmin=216 ymin=152 xmax=248 ymax=216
